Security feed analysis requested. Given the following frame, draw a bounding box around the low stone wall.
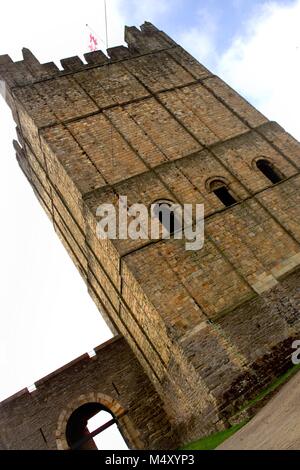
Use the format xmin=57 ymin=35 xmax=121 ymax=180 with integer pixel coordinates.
xmin=0 ymin=336 xmax=178 ymax=450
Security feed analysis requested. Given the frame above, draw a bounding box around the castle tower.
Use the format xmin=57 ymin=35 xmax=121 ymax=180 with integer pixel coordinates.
xmin=1 ymin=22 xmax=300 ymax=447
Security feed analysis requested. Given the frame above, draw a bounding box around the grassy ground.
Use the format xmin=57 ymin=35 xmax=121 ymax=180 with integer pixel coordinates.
xmin=181 ymin=363 xmax=300 ymax=450
xmin=181 ymin=421 xmax=247 ymax=450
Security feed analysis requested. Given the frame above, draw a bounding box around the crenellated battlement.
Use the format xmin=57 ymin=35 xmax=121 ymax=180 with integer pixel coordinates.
xmin=0 ymin=335 xmax=177 ymax=450
xmin=0 ymin=22 xmax=176 ymax=89
xmin=0 ymin=336 xmax=120 ymax=408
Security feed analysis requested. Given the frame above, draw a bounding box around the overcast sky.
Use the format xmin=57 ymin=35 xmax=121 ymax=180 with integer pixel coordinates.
xmin=1 ymin=0 xmax=300 ymax=403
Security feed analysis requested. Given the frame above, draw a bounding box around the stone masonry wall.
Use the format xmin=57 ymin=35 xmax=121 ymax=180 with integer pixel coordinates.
xmin=1 ymin=22 xmax=300 ymax=445
xmin=0 ymin=337 xmax=178 ymax=450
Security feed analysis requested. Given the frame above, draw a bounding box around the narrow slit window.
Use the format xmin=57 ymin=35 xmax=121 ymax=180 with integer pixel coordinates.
xmin=158 ymin=204 xmax=175 ymax=234
xmin=209 ymin=181 xmax=237 ymax=208
xmin=214 ymin=186 xmax=237 ymax=207
xmin=256 ymin=159 xmax=283 ymax=184
xmin=153 ymin=201 xmax=181 ymax=235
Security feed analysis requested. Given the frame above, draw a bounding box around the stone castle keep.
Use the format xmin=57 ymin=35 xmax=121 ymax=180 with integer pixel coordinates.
xmin=1 ymin=22 xmax=300 ymax=450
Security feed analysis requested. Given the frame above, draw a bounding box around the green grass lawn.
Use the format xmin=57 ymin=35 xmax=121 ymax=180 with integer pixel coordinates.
xmin=181 ymin=421 xmax=247 ymax=450
xmin=181 ymin=363 xmax=300 ymax=450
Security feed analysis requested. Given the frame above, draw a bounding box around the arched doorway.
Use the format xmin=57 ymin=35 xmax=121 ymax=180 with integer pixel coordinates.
xmin=56 ymin=393 xmax=143 ymax=450
xmin=66 ymin=402 xmax=128 ymax=450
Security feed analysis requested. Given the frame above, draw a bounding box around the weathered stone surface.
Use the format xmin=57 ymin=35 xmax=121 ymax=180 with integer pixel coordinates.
xmin=0 ymin=337 xmax=178 ymax=450
xmin=1 ymin=21 xmax=300 ymax=449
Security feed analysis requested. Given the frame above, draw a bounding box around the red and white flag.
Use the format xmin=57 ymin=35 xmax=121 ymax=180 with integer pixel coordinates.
xmin=89 ymin=33 xmax=98 ymax=52
xmin=86 ymin=24 xmax=101 ymax=52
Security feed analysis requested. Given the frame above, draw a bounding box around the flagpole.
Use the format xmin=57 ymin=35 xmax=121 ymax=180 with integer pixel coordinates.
xmin=104 ymin=0 xmax=109 ymax=49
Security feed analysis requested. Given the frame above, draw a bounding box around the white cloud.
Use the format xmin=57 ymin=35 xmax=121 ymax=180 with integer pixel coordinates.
xmin=174 ymin=1 xmax=300 ymax=140
xmin=178 ymin=7 xmax=218 ymax=67
xmin=218 ymin=0 xmax=300 ymax=140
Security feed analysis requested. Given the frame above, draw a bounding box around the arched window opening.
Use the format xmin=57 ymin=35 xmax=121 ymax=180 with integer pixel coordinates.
xmin=209 ymin=180 xmax=237 ymax=208
xmin=65 ymin=403 xmax=128 ymax=450
xmin=256 ymin=159 xmax=283 ymax=184
xmin=152 ymin=200 xmax=181 ymax=236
